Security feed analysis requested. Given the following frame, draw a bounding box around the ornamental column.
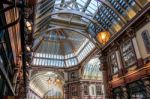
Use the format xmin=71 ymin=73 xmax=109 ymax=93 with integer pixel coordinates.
xmin=99 ymin=55 xmax=112 ymax=99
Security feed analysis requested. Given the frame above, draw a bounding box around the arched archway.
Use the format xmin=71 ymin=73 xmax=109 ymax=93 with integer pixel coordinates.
xmin=29 ymin=71 xmax=65 ymax=98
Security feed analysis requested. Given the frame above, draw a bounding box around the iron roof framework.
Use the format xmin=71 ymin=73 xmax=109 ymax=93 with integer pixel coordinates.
xmin=32 ymin=0 xmax=148 ymax=68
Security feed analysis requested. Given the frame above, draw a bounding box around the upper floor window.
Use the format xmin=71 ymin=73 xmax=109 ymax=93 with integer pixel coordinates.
xmin=84 ymin=85 xmax=89 ymax=95
xmin=121 ymin=40 xmax=136 ymax=67
xmin=70 ymin=72 xmax=77 ymax=79
xmin=96 ymin=85 xmax=102 ymax=95
xmin=109 ymin=53 xmax=119 ymax=74
xmin=141 ymin=30 xmax=150 ymax=54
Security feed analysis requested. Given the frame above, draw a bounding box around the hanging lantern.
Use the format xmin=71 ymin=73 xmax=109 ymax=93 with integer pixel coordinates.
xmin=96 ymin=31 xmax=111 ymax=45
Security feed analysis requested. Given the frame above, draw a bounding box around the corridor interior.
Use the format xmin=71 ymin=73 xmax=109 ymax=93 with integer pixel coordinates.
xmin=0 ymin=0 xmax=150 ymax=99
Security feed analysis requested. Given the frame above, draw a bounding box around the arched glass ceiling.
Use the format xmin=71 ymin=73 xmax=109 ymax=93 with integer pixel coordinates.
xmin=35 ymin=0 xmax=149 ymax=36
xmin=32 ymin=29 xmax=95 ymax=67
xmin=89 ymin=0 xmax=149 ymax=37
xmin=29 ymin=71 xmax=64 ymax=98
xmin=55 ymin=0 xmax=101 ymax=17
xmin=82 ymin=57 xmax=102 ymax=80
xmin=33 ymin=0 xmax=150 ymax=68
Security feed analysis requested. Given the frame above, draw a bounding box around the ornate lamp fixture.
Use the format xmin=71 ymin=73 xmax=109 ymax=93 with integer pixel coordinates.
xmin=56 ymin=78 xmax=60 ymax=83
xmin=96 ymin=31 xmax=111 ymax=45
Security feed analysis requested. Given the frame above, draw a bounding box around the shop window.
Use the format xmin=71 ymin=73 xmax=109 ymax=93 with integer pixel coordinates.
xmin=109 ymin=53 xmax=119 ymax=74
xmin=131 ymin=93 xmax=145 ymax=99
xmin=128 ymin=81 xmax=147 ymax=99
xmin=141 ymin=30 xmax=150 ymax=54
xmin=84 ymin=85 xmax=89 ymax=95
xmin=113 ymin=87 xmax=124 ymax=99
xmin=96 ymin=85 xmax=102 ymax=95
xmin=121 ymin=40 xmax=136 ymax=67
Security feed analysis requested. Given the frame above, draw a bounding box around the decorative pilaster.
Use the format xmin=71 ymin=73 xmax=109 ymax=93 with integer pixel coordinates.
xmin=115 ymin=50 xmax=124 ymax=76
xmin=132 ymin=36 xmax=143 ymax=67
xmin=122 ymin=86 xmax=129 ymax=99
xmin=79 ymin=82 xmax=84 ymax=99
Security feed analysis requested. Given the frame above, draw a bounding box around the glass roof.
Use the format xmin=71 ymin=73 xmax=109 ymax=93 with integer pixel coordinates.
xmin=33 ymin=0 xmax=148 ymax=68
xmin=32 ymin=29 xmax=95 ymax=67
xmin=82 ymin=57 xmax=102 ymax=80
xmin=34 ymin=0 xmax=147 ymax=40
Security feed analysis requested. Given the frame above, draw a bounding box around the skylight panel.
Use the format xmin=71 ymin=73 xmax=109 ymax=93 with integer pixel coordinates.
xmin=86 ymin=0 xmax=100 ymax=15
xmin=76 ymin=0 xmax=87 ymax=6
xmin=48 ymin=60 xmax=50 ymax=66
xmin=45 ymin=54 xmax=49 ymax=58
xmin=45 ymin=60 xmax=48 ymax=66
xmin=50 ymin=60 xmax=52 ymax=66
xmin=66 ymin=60 xmax=69 ymax=67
